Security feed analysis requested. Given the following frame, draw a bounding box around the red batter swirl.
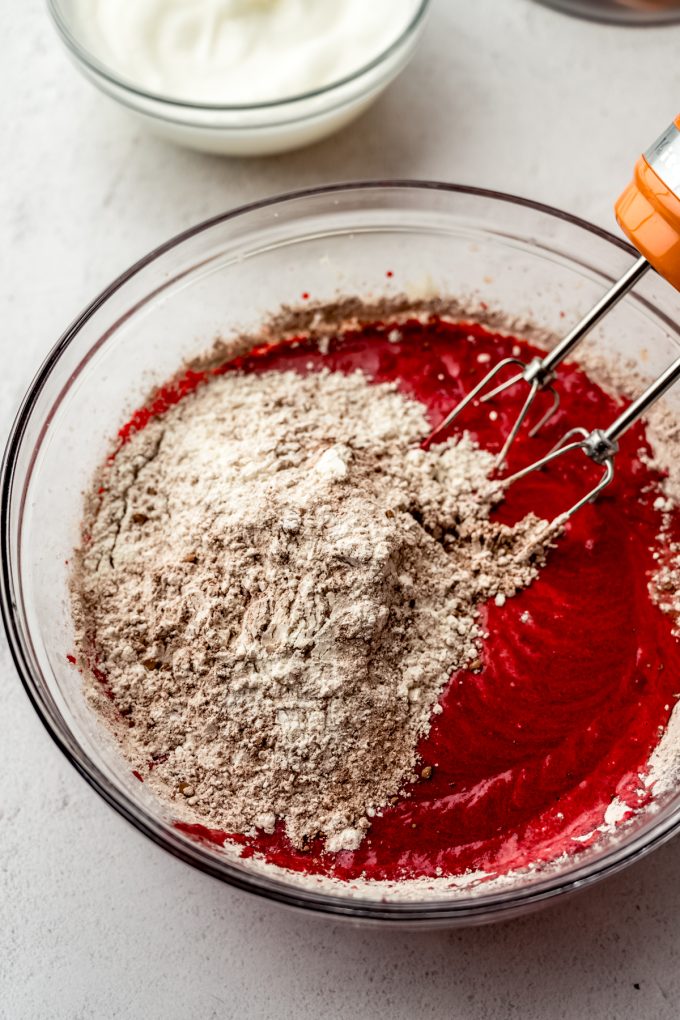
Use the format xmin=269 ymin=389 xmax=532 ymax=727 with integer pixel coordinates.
xmin=116 ymin=318 xmax=680 ymax=882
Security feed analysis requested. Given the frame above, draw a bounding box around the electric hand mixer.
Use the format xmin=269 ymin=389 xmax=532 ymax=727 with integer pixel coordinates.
xmin=429 ymin=114 xmax=680 ymax=521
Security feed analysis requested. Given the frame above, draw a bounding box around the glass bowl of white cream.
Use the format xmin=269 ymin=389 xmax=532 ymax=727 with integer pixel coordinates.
xmin=47 ymin=0 xmax=431 ymax=156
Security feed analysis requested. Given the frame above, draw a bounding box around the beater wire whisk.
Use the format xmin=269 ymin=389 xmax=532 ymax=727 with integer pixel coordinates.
xmin=502 ymin=353 xmax=680 ymax=523
xmin=426 ymin=254 xmax=651 ymax=468
xmin=428 ymin=112 xmax=680 ymax=520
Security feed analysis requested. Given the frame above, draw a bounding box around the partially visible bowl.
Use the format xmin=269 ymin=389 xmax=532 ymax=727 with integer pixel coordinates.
xmin=533 ymin=0 xmax=680 ymax=23
xmin=46 ymin=0 xmax=431 ymax=156
xmin=4 ymin=182 xmax=680 ymax=926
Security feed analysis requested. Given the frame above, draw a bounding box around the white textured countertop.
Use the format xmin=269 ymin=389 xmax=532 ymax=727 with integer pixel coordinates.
xmin=3 ymin=1 xmax=680 ymax=1016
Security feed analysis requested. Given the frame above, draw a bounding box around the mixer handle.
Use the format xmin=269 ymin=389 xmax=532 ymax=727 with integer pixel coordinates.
xmin=616 ymin=114 xmax=680 ymax=292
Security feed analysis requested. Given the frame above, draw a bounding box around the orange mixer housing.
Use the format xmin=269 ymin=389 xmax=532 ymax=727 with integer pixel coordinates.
xmin=616 ymin=113 xmax=680 ymax=290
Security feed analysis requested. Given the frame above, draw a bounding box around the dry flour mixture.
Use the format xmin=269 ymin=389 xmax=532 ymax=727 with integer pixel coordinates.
xmin=72 ymin=366 xmax=550 ymax=852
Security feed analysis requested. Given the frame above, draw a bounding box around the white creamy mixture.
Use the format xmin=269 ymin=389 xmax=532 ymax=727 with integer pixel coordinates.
xmin=73 ymin=0 xmax=420 ymax=104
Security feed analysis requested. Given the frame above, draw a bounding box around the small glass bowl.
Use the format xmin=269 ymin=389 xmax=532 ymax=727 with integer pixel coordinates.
xmin=3 ymin=182 xmax=680 ymax=926
xmin=46 ymin=0 xmax=432 ymax=155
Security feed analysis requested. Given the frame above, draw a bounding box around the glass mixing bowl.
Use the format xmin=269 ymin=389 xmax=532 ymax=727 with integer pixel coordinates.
xmin=3 ymin=183 xmax=680 ymax=926
xmin=46 ymin=0 xmax=431 ymax=156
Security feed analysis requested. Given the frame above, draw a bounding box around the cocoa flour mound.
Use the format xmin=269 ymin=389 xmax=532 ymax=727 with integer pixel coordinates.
xmin=72 ymin=368 xmax=550 ymax=851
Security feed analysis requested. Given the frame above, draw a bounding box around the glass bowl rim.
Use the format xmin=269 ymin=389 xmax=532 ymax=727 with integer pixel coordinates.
xmin=5 ymin=179 xmax=680 ymax=922
xmin=46 ymin=0 xmax=432 ymax=113
xmin=531 ymin=0 xmax=680 ymax=25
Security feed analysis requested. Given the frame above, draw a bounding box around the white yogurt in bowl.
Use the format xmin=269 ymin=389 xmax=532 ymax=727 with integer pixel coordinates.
xmin=50 ymin=0 xmax=429 ymax=154
xmin=73 ymin=0 xmax=420 ymax=104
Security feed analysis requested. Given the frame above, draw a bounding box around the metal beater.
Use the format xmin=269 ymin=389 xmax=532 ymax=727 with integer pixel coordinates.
xmin=430 ymin=114 xmax=680 ymax=519
xmin=504 ymin=354 xmax=680 ymax=522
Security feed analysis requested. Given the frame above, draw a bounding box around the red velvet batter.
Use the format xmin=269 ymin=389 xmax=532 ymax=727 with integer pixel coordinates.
xmin=111 ymin=318 xmax=680 ymax=882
